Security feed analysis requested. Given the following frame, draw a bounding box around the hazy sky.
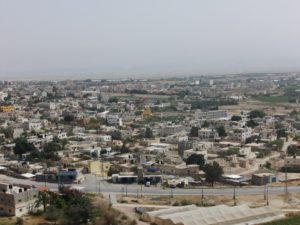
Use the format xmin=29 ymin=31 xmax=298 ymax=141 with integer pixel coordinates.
xmin=1 ymin=0 xmax=300 ymax=79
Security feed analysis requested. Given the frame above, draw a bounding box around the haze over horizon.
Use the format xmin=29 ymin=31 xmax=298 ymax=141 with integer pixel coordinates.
xmin=1 ymin=0 xmax=300 ymax=80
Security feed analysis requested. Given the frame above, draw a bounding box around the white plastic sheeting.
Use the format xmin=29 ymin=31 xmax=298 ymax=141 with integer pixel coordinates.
xmin=143 ymin=204 xmax=284 ymax=225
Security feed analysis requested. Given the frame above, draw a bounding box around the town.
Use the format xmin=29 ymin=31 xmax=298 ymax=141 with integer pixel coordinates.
xmin=0 ymin=73 xmax=300 ymax=224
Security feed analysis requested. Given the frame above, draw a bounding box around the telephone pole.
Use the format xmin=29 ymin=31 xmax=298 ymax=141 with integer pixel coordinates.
xmin=201 ymin=188 xmax=204 ymax=206
xmin=266 ymin=184 xmax=269 ymax=206
xmin=285 ymin=162 xmax=288 ymax=195
xmin=233 ymin=185 xmax=236 ymax=206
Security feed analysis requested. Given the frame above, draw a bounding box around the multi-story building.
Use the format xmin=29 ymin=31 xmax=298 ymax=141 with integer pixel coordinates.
xmin=229 ymin=127 xmax=252 ymax=142
xmin=157 ymin=163 xmax=200 ymax=178
xmin=98 ymin=135 xmax=112 ymax=142
xmin=0 ymin=105 xmax=14 ymax=113
xmin=27 ymin=120 xmax=42 ymax=132
xmin=106 ymin=114 xmax=122 ymax=126
xmin=198 ymin=128 xmax=219 ymax=140
xmin=195 ymin=110 xmax=228 ymax=121
xmin=0 ymin=183 xmax=38 ymax=216
xmin=285 ymin=156 xmax=300 ymax=171
xmin=159 ymin=124 xmax=184 ymax=136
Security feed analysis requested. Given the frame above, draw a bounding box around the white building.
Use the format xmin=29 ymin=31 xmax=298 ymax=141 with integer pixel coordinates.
xmin=198 ymin=128 xmax=219 ymax=140
xmin=0 ymin=92 xmax=8 ymax=101
xmin=98 ymin=135 xmax=112 ymax=142
xmin=195 ymin=110 xmax=228 ymax=121
xmin=57 ymin=132 xmax=67 ymax=139
xmin=27 ymin=121 xmax=42 ymax=131
xmin=144 ymin=143 xmax=170 ymax=154
xmin=229 ymin=127 xmax=252 ymax=142
xmin=107 ymin=114 xmax=122 ymax=126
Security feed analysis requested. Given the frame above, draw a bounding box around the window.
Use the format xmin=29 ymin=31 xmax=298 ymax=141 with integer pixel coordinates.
xmin=18 ymin=199 xmax=22 ymax=202
xmin=19 ymin=208 xmax=22 ymax=212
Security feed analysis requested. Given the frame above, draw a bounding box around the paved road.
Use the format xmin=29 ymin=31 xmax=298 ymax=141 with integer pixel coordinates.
xmin=0 ymin=174 xmax=299 ymax=197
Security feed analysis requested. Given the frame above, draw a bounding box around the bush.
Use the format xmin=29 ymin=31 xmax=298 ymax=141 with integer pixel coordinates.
xmin=121 ymin=215 xmax=128 ymax=220
xmin=180 ymin=199 xmax=192 ymax=206
xmin=265 ymin=161 xmax=271 ymax=169
xmin=15 ymin=217 xmax=24 ymax=225
xmin=249 ymin=110 xmax=266 ymax=119
xmin=172 ymin=202 xmax=180 ymax=206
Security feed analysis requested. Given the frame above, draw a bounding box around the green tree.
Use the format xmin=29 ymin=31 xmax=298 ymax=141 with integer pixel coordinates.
xmin=245 ymin=135 xmax=260 ymax=144
xmin=0 ymin=127 xmax=13 ymax=139
xmin=190 ymin=126 xmax=199 ymax=137
xmin=108 ymin=97 xmax=119 ymax=103
xmin=107 ymin=167 xmax=119 ymax=177
xmin=144 ymin=127 xmax=154 ymax=139
xmin=249 ymin=110 xmax=266 ymax=119
xmin=287 ymin=145 xmax=297 ymax=156
xmin=217 ymin=126 xmax=227 ymax=137
xmin=35 ymin=191 xmax=50 ymax=213
xmin=202 ymin=121 xmax=209 ymax=128
xmin=231 ymin=115 xmax=242 ymax=121
xmin=40 ymin=141 xmax=61 ymax=161
xmin=265 ymin=161 xmax=271 ymax=169
xmin=203 ymin=162 xmax=223 ymax=186
xmin=64 ymin=114 xmax=75 ymax=122
xmin=44 ymin=205 xmax=62 ymax=224
xmin=276 ymin=128 xmax=287 ymax=139
xmin=44 ymin=141 xmax=61 ymax=152
xmin=63 ymin=192 xmax=98 ymax=224
xmin=186 ymin=154 xmax=205 ymax=169
xmin=13 ymin=137 xmax=37 ymax=158
xmin=60 ymin=138 xmax=69 ymax=149
xmin=246 ymin=119 xmax=258 ymax=128
xmin=15 ymin=217 xmax=24 ymax=225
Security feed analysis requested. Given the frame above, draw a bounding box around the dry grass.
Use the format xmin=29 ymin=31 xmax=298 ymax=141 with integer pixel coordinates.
xmin=0 ymin=216 xmax=47 ymax=225
xmin=117 ymin=192 xmax=300 ymax=210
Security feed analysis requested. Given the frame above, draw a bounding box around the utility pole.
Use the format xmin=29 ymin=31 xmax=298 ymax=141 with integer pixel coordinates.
xmin=285 ymin=161 xmax=288 ymax=195
xmin=201 ymin=188 xmax=204 ymax=206
xmin=99 ymin=178 xmax=101 ymax=194
xmin=126 ymin=184 xmax=128 ymax=197
xmin=233 ymin=185 xmax=236 ymax=206
xmin=140 ymin=185 xmax=143 ymax=198
xmin=266 ymin=184 xmax=269 ymax=206
xmin=108 ymin=194 xmax=112 ymax=208
xmin=264 ymin=183 xmax=267 ymax=200
xmin=44 ymin=173 xmax=47 ymax=188
xmin=57 ymin=162 xmax=62 ymax=191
